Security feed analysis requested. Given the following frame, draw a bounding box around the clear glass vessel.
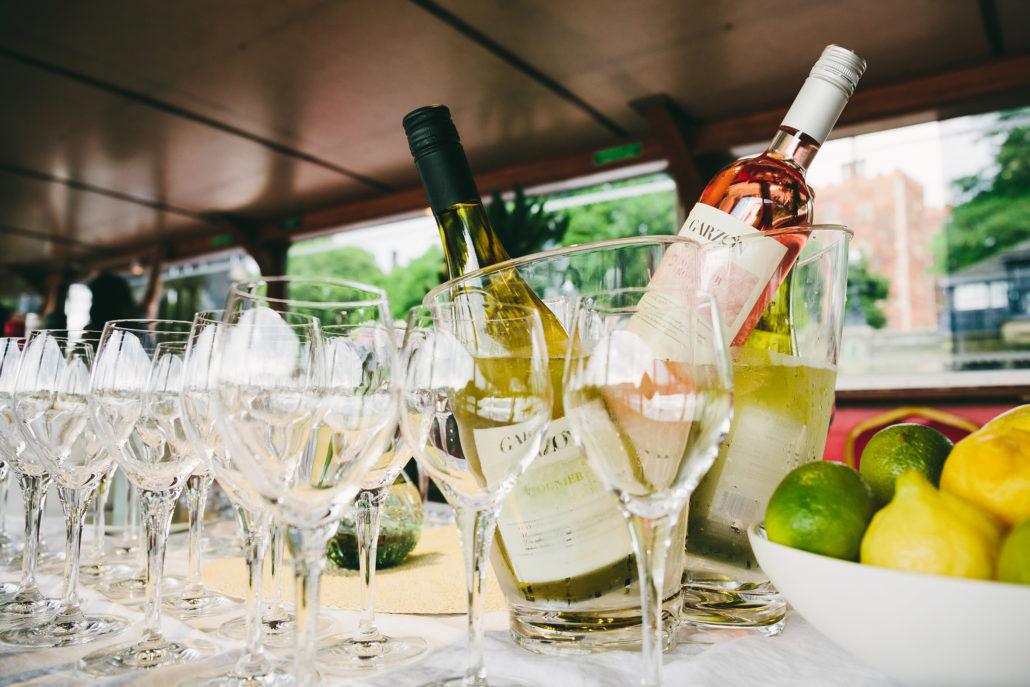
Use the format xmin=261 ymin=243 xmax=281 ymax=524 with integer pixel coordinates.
xmin=424 ymin=235 xmax=703 ymax=653
xmin=681 ymin=226 xmax=851 ymax=633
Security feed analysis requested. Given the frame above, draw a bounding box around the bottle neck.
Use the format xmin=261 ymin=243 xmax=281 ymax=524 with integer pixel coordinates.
xmin=436 ymin=202 xmax=510 ymax=278
xmin=766 ymin=127 xmax=821 ymax=173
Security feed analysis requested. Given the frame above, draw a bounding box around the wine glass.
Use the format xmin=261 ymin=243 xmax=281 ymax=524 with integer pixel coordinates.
xmin=212 ymin=279 xmax=398 ymax=687
xmin=0 ymin=336 xmax=60 ymax=624
xmin=180 ymin=310 xmax=292 ymax=687
xmin=316 ymin=323 xmax=429 ymax=672
xmin=154 ymin=340 xmax=238 ymax=621
xmin=78 ymin=319 xmax=214 ymax=677
xmin=400 ymin=302 xmax=552 ymax=687
xmin=562 ymin=287 xmax=734 ymax=687
xmin=0 ymin=337 xmax=23 ymax=583
xmin=220 ymin=277 xmax=393 ymax=650
xmin=3 ymin=330 xmax=128 ymax=646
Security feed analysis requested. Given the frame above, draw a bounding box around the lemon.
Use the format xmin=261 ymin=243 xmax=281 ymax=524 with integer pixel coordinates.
xmin=860 ymin=470 xmax=1004 ymax=579
xmin=765 ymin=461 xmax=877 ymax=561
xmin=980 ymin=404 xmax=1030 ymax=434
xmin=940 ymin=427 xmax=1030 ymax=527
xmin=998 ymin=518 xmax=1030 ymax=585
xmin=859 ymin=423 xmax=953 ymax=506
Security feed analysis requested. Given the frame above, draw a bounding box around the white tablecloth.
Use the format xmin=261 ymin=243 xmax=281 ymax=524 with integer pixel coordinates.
xmin=0 ymin=501 xmax=900 ymax=686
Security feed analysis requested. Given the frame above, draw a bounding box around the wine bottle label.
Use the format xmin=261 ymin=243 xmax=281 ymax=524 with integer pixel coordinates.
xmin=474 ymin=416 xmax=632 ymax=584
xmin=705 ymin=402 xmax=805 ymax=528
xmin=679 ymin=203 xmax=788 ymax=339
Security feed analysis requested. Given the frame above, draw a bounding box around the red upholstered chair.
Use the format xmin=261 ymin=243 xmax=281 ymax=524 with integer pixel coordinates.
xmin=842 ymin=406 xmax=981 ymax=470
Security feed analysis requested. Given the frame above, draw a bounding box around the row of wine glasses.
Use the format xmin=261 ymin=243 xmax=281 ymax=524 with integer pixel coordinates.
xmin=0 ymin=273 xmax=734 ymax=687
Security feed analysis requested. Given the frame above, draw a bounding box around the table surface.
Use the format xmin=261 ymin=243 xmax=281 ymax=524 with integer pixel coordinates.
xmin=0 ymin=496 xmax=901 ymax=687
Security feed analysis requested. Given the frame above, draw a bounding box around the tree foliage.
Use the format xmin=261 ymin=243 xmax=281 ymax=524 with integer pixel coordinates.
xmin=487 ymin=184 xmax=569 ymax=258
xmin=287 ymin=239 xmax=445 ymax=321
xmin=848 ymin=256 xmax=890 ymax=329
xmin=561 ymin=188 xmax=676 ymax=245
xmin=382 ymin=245 xmax=445 ymax=320
xmin=287 ymin=242 xmax=386 ymax=287
xmin=935 ymin=115 xmax=1030 ymax=273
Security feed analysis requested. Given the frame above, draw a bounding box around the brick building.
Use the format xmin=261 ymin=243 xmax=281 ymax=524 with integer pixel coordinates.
xmin=815 ymin=169 xmax=946 ymax=332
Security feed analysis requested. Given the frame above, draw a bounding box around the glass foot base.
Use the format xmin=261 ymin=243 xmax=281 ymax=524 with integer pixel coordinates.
xmin=427 ymin=678 xmax=532 ymax=687
xmin=78 ymin=635 xmax=216 ymax=677
xmin=0 ymin=541 xmax=20 ymax=568
xmin=508 ymin=595 xmax=681 ymax=655
xmin=219 ymin=611 xmax=334 ymax=648
xmin=318 ymin=633 xmax=429 ymax=670
xmin=36 ymin=552 xmax=68 ymax=576
xmin=0 ymin=613 xmax=127 ymax=647
xmin=679 ymin=580 xmax=786 ymax=637
xmin=0 ymin=592 xmax=60 ymax=627
xmin=79 ymin=561 xmax=136 ymax=587
xmin=99 ymin=573 xmax=186 ymax=604
xmin=191 ymin=651 xmax=294 ymax=687
xmin=163 ymin=588 xmax=239 ymax=619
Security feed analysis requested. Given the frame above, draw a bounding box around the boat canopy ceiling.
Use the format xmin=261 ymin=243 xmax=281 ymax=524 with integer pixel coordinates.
xmin=2 ymin=0 xmax=1029 ymax=278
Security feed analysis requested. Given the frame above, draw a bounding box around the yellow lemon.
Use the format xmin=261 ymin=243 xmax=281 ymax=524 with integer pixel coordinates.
xmin=980 ymin=404 xmax=1030 ymax=434
xmin=940 ymin=427 xmax=1030 ymax=527
xmin=998 ymin=518 xmax=1030 ymax=585
xmin=861 ymin=470 xmax=1004 ymax=580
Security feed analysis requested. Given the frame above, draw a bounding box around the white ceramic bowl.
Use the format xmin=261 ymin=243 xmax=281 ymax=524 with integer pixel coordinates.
xmin=748 ymin=523 xmax=1030 ymax=687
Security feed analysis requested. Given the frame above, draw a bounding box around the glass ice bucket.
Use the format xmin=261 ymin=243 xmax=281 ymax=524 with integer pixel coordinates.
xmin=424 ymin=235 xmax=703 ymax=654
xmin=681 ymin=225 xmax=851 ymax=634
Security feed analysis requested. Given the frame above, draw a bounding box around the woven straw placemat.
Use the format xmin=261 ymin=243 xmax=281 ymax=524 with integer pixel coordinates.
xmin=201 ymin=524 xmax=506 ymax=614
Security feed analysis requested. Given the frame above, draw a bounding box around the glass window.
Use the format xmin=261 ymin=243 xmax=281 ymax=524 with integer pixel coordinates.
xmin=809 ymin=105 xmax=1030 ymax=387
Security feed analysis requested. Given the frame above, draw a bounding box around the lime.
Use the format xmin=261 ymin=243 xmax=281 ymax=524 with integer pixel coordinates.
xmin=861 ymin=470 xmax=1003 ymax=580
xmin=998 ymin=518 xmax=1030 ymax=585
xmin=765 ymin=461 xmax=877 ymax=561
xmin=859 ymin=423 xmax=953 ymax=506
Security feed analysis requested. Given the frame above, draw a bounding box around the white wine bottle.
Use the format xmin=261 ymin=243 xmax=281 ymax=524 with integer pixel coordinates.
xmin=404 ymin=105 xmax=636 ymax=604
xmin=676 ymin=44 xmax=866 ymax=348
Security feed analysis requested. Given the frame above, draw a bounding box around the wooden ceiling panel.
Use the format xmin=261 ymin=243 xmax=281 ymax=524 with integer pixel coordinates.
xmin=0 ymin=168 xmax=187 ymax=249
xmin=0 ymin=0 xmax=1027 ymax=274
xmin=437 ymin=0 xmax=999 ymax=128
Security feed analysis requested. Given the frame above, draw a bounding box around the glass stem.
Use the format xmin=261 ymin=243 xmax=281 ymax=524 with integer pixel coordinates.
xmin=355 ymin=487 xmax=388 ymax=641
xmin=184 ymin=472 xmax=213 ymax=596
xmin=55 ymin=483 xmax=95 ymax=619
xmin=17 ymin=472 xmax=51 ymax=594
xmin=92 ymin=469 xmax=112 ymax=562
xmin=289 ymin=524 xmax=333 ymax=687
xmin=127 ymin=481 xmax=140 ymax=555
xmin=140 ymin=487 xmax=180 ymax=642
xmin=0 ymin=465 xmax=8 ymax=542
xmin=239 ymin=507 xmax=271 ymax=671
xmin=268 ymin=520 xmax=287 ymax=620
xmin=627 ymin=513 xmax=675 ymax=687
xmin=453 ymin=503 xmax=498 ymax=687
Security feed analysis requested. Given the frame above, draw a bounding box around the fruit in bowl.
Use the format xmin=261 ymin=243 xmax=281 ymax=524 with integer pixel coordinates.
xmin=750 ymin=407 xmax=1030 ymax=685
xmin=748 ymin=522 xmax=1030 ymax=687
xmin=861 ymin=470 xmax=1004 ymax=579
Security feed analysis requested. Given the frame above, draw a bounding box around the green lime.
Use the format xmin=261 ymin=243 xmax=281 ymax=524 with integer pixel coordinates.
xmin=998 ymin=518 xmax=1030 ymax=585
xmin=765 ymin=461 xmax=877 ymax=561
xmin=859 ymin=423 xmax=953 ymax=506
